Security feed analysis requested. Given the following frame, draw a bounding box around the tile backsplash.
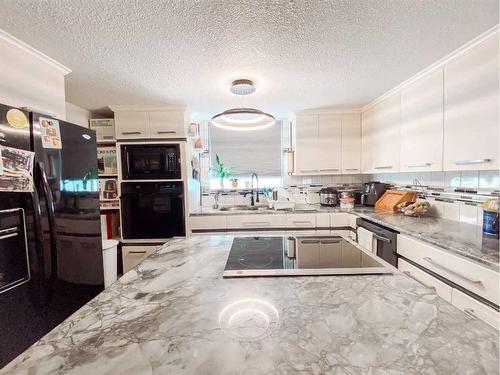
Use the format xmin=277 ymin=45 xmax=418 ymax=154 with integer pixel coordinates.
xmin=364 ymin=170 xmax=499 ymax=190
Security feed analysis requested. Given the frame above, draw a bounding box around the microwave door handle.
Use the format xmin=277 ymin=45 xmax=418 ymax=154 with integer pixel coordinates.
xmin=37 ymin=162 xmax=58 ymax=277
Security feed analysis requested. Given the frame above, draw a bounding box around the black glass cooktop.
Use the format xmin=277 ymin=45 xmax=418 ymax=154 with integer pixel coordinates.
xmin=223 ymin=236 xmax=392 ymax=278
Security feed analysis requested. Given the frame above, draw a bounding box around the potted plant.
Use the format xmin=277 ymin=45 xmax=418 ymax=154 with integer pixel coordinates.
xmin=211 ymin=154 xmax=232 ymax=189
xmin=230 ymin=178 xmax=239 ymax=188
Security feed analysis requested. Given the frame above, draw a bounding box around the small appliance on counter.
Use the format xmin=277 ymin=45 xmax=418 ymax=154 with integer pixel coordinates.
xmin=361 ymin=182 xmax=390 ymax=206
xmin=270 ymin=188 xmax=295 ymax=210
xmin=319 ymin=187 xmax=338 ymax=206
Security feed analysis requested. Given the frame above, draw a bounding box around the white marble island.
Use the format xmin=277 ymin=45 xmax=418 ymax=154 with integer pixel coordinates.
xmin=3 ymin=235 xmax=498 ymax=374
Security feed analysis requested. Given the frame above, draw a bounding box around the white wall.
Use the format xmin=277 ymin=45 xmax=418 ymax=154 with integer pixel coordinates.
xmin=65 ymin=102 xmax=91 ymax=128
xmin=0 ymin=30 xmax=69 ymax=119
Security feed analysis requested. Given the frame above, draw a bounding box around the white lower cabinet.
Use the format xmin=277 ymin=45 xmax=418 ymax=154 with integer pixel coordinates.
xmin=190 ymin=216 xmax=227 ymax=231
xmin=330 ymin=213 xmax=349 ymax=227
xmin=226 ymin=214 xmax=287 ymax=230
xmin=316 ymin=213 xmax=330 ymax=228
xmin=286 ymin=213 xmax=316 ymax=229
xmin=451 ymin=288 xmax=499 ymax=330
xmin=397 ymin=234 xmax=499 ymax=305
xmin=122 ymin=245 xmax=157 ymax=273
xmin=398 ymin=258 xmax=452 ymax=302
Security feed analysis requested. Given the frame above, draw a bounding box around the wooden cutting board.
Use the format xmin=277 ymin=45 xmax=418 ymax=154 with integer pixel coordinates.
xmin=375 ymin=190 xmax=417 ymax=212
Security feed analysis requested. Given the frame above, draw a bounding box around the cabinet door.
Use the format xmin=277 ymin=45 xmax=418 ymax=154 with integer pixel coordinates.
xmin=296 ymin=239 xmax=320 ymax=268
xmin=149 ymin=111 xmax=186 ymax=139
xmin=361 ymin=106 xmax=376 ymax=172
xmin=372 ymin=94 xmax=401 ymax=173
xmin=317 ymin=113 xmax=341 ymax=174
xmin=451 ymin=288 xmax=499 ymax=330
xmin=319 ymin=238 xmax=342 ymax=267
xmin=443 ymin=34 xmax=499 ymax=171
xmin=114 ymin=111 xmax=150 ymax=139
xmin=294 ymin=114 xmax=319 ymax=174
xmin=400 ymin=69 xmax=444 ymax=172
xmin=341 ymin=113 xmax=361 ymax=174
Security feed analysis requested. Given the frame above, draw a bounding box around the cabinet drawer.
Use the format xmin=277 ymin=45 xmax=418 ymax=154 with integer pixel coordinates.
xmin=316 ymin=213 xmax=330 ymax=228
xmin=397 ymin=234 xmax=499 ymax=305
xmin=226 ymin=214 xmax=286 ymax=230
xmin=122 ymin=245 xmax=157 ymax=273
xmin=451 ymin=288 xmax=499 ymax=330
xmin=398 ymin=258 xmax=452 ymax=302
xmin=286 ymin=213 xmax=316 ymax=228
xmin=330 ymin=213 xmax=349 ymax=227
xmin=190 ymin=216 xmax=227 ymax=231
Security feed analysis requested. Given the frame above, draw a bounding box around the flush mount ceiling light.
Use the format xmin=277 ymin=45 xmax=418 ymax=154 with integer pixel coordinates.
xmin=211 ymin=80 xmax=275 ymax=131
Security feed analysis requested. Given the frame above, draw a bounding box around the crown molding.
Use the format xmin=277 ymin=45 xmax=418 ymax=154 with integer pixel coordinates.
xmin=361 ymin=24 xmax=499 ymax=113
xmin=0 ymin=29 xmax=71 ymax=75
xmin=109 ymin=104 xmax=186 ymax=112
xmin=295 ymin=107 xmax=362 ymax=115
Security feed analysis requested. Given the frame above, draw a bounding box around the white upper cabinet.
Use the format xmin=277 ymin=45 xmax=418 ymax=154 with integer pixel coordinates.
xmin=317 ymin=114 xmax=341 ymax=174
xmin=443 ymin=34 xmax=499 ymax=171
xmin=149 ymin=111 xmax=186 ymax=139
xmin=113 ymin=107 xmax=186 ymax=140
xmin=361 ymin=93 xmax=401 ymax=173
xmin=294 ymin=114 xmax=319 ymax=174
xmin=400 ymin=69 xmax=444 ymax=172
xmin=294 ymin=112 xmax=355 ymax=175
xmin=114 ymin=111 xmax=151 ymax=139
xmin=341 ymin=113 xmax=361 ymax=174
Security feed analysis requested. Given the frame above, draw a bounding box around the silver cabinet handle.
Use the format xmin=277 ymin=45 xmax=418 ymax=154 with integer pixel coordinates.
xmin=128 ymin=250 xmax=147 ymax=254
xmin=301 ymin=239 xmax=320 ymax=244
xmin=299 ymin=169 xmax=319 ymax=173
xmin=454 ymin=159 xmax=492 ymax=165
xmin=0 ymin=232 xmax=18 ymax=240
xmin=402 ymin=270 xmax=436 ymax=291
xmin=242 ymin=222 xmax=271 ymax=227
xmin=319 ymin=240 xmax=341 ymax=244
xmin=121 ymin=131 xmax=141 ymax=135
xmin=319 ymin=168 xmax=339 ymax=172
xmin=422 ymin=257 xmax=482 ymax=285
xmin=374 ymin=165 xmax=393 ymax=170
xmin=157 ymin=131 xmax=176 ymax=134
xmin=407 ymin=163 xmax=431 ymax=168
xmin=292 ymin=220 xmax=313 ymax=225
xmin=464 ymin=308 xmax=479 ymax=320
xmin=345 ymin=168 xmax=359 ymax=171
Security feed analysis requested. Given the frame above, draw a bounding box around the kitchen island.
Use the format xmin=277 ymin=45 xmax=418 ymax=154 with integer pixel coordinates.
xmin=3 ymin=235 xmax=499 ymax=374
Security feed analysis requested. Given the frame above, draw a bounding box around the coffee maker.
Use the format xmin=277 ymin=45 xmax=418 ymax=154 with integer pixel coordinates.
xmin=361 ymin=182 xmax=390 ymax=206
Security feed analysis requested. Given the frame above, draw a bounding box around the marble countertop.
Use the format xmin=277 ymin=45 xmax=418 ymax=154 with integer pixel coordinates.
xmin=4 ymin=235 xmax=498 ymax=374
xmin=191 ymin=205 xmax=500 ymax=271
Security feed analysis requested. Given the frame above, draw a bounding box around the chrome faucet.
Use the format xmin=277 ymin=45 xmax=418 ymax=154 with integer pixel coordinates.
xmin=250 ymin=172 xmax=259 ymax=206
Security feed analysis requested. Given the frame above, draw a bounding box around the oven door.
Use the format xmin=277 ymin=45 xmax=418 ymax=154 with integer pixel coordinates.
xmin=121 ymin=144 xmax=181 ymax=180
xmin=121 ymin=182 xmax=185 ymax=240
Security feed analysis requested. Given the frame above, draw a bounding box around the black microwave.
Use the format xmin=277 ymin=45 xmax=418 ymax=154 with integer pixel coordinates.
xmin=121 ymin=144 xmax=181 ymax=180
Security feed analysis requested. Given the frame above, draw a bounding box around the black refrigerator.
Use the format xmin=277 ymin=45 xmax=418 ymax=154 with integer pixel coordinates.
xmin=0 ymin=104 xmax=104 ymax=367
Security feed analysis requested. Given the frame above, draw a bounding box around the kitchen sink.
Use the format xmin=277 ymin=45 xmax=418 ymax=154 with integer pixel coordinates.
xmin=219 ymin=205 xmax=272 ymax=211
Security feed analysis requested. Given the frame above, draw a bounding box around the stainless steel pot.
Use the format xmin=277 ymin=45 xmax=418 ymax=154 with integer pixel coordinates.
xmin=319 ymin=188 xmax=338 ymax=206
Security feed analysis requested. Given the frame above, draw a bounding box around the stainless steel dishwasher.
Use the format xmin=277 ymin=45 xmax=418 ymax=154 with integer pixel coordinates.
xmin=356 ymin=218 xmax=399 ymax=267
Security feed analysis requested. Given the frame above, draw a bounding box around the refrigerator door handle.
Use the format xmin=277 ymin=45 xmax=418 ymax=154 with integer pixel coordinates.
xmin=37 ymin=161 xmax=58 ymax=275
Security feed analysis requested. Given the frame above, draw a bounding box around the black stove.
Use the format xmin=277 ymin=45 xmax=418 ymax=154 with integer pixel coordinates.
xmin=223 ymin=236 xmax=393 ymax=278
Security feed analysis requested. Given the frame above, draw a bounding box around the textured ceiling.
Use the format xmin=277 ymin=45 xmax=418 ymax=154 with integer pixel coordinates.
xmin=1 ymin=1 xmax=498 ymax=118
